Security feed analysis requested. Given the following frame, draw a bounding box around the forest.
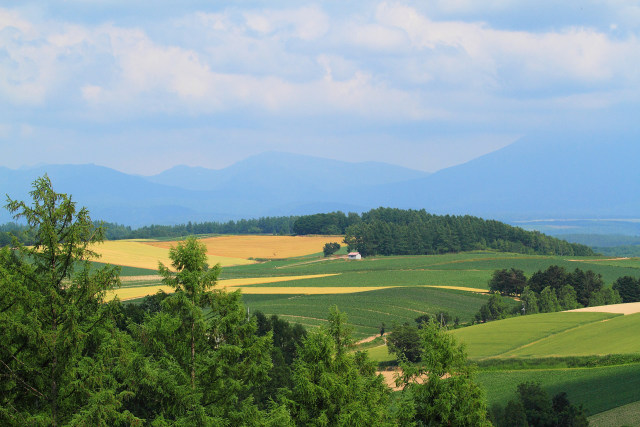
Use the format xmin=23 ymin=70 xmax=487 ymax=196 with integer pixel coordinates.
xmin=335 ymin=208 xmax=593 ymax=257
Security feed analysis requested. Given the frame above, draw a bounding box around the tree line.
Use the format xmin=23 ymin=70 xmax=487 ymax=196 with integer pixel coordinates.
xmin=1 ymin=177 xmax=495 ymax=426
xmin=475 ymin=265 xmax=637 ymax=322
xmin=0 ymin=216 xmax=299 ymax=246
xmin=331 ymin=208 xmax=593 ymax=256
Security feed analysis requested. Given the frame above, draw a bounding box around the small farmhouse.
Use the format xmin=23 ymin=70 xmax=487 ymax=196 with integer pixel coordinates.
xmin=348 ymin=252 xmax=362 ymax=260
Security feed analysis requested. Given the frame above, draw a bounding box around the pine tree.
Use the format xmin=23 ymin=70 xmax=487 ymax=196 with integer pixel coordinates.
xmin=0 ymin=176 xmax=138 ymax=425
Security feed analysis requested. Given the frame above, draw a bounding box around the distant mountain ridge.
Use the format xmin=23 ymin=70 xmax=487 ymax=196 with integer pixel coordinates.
xmin=1 ymin=131 xmax=638 ymax=229
xmin=0 ymin=154 xmax=430 ymax=226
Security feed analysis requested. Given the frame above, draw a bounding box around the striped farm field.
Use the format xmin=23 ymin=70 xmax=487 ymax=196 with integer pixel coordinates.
xmin=503 ymin=312 xmax=640 ymax=358
xmin=226 ymin=286 xmax=391 ymax=294
xmin=108 ymin=274 xmax=342 ymax=300
xmin=91 ymin=240 xmax=254 ymax=270
xmin=242 ymin=286 xmax=491 ymax=339
xmin=478 ymin=363 xmax=640 ymax=416
xmin=144 ymin=235 xmax=344 ymax=260
xmin=450 ymin=311 xmax=638 ymax=360
xmin=107 ymin=285 xmax=174 ymax=301
xmin=589 ymin=400 xmax=640 ymax=426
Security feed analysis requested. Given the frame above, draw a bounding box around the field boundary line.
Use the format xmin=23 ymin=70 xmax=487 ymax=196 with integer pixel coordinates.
xmin=488 ymin=316 xmax=621 ymax=359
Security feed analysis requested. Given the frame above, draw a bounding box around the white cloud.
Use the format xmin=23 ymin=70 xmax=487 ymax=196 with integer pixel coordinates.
xmin=376 ymin=2 xmax=640 ymax=91
xmin=0 ymin=2 xmax=639 ymax=128
xmin=243 ymin=6 xmax=329 ymax=41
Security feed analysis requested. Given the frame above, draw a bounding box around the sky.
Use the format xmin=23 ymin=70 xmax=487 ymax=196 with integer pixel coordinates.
xmin=1 ymin=0 xmax=639 ymax=175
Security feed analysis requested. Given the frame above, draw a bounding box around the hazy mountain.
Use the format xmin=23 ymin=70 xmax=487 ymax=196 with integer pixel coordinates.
xmin=146 ymin=151 xmax=430 ymax=192
xmin=361 ymin=130 xmax=640 ymax=220
xmin=0 ymin=155 xmax=429 ymax=226
xmin=2 ymin=133 xmax=638 ymax=228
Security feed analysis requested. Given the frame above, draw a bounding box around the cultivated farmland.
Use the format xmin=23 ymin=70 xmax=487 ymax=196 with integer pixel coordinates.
xmin=100 ymin=239 xmax=640 ymax=419
xmin=145 ymin=234 xmax=344 ymax=259
xmin=91 ymin=239 xmax=254 ymax=270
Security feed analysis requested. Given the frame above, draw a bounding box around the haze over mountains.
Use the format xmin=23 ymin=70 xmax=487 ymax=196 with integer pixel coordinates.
xmin=1 ymin=132 xmax=637 ymax=230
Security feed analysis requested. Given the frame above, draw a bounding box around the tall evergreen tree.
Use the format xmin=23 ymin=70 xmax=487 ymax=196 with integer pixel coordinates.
xmin=0 ymin=176 xmax=138 ymax=425
xmin=395 ymin=320 xmax=491 ymax=426
xmin=288 ymin=306 xmax=392 ymax=426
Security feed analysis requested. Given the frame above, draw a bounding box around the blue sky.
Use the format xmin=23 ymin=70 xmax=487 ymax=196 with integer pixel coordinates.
xmin=1 ymin=1 xmax=639 ymax=174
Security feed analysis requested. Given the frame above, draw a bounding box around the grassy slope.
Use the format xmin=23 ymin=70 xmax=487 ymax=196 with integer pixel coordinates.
xmin=589 ymin=400 xmax=640 ymax=426
xmin=477 ymin=363 xmax=640 ymax=416
xmin=451 ymin=312 xmax=620 ymax=359
xmin=242 ymin=286 xmax=492 ymax=339
xmin=505 ymin=312 xmax=640 ymax=357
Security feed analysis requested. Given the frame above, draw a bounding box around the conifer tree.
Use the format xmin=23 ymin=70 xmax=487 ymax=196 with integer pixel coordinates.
xmin=0 ymin=176 xmax=138 ymax=425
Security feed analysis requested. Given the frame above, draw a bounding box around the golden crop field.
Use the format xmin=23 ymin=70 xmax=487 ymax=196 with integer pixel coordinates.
xmin=105 ymin=273 xmax=374 ymax=301
xmin=225 ymin=286 xmax=391 ymax=294
xmin=90 ymin=240 xmax=254 ymax=271
xmin=217 ymin=274 xmax=338 ymax=288
xmin=144 ymin=235 xmax=344 ymax=259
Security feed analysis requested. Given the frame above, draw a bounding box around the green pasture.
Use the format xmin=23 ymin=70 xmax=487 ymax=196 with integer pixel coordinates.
xmin=240 ymin=270 xmax=492 ymax=289
xmin=451 ymin=312 xmax=620 ymax=359
xmin=504 ymin=312 xmax=640 ymax=358
xmin=366 ymin=344 xmax=395 ymax=363
xmin=477 ymin=363 xmax=640 ymax=416
xmin=223 ymin=252 xmax=640 ymax=288
xmin=589 ymin=399 xmax=640 ymax=426
xmin=242 ymin=287 xmax=491 ymax=339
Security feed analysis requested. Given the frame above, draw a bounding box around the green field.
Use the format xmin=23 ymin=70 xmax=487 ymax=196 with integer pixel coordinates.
xmin=589 ymin=400 xmax=640 ymax=426
xmin=451 ymin=312 xmax=640 ymax=360
xmin=114 ymin=249 xmax=640 ymax=417
xmin=478 ymin=363 xmax=640 ymax=416
xmin=451 ymin=312 xmax=622 ymax=359
xmin=222 ymin=251 xmax=640 ymax=287
xmin=242 ymin=286 xmax=493 ymax=339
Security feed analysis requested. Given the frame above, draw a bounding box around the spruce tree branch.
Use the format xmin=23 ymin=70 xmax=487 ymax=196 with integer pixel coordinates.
xmin=0 ymin=358 xmax=45 ymax=399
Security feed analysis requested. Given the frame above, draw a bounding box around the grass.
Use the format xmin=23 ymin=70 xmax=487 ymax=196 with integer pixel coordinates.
xmin=504 ymin=312 xmax=640 ymax=358
xmin=477 ymin=363 xmax=640 ymax=416
xmin=451 ymin=312 xmax=620 ymax=359
xmin=242 ymin=286 xmax=491 ymax=339
xmin=106 ymin=247 xmax=640 ymax=417
xmin=366 ymin=344 xmax=395 ymax=363
xmin=238 ymin=269 xmax=492 ymax=289
xmin=222 ymin=251 xmax=640 ymax=287
xmin=589 ymin=399 xmax=640 ymax=426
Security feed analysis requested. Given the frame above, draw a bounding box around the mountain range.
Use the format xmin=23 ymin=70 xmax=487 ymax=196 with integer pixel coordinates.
xmin=1 ymin=131 xmax=637 ymax=229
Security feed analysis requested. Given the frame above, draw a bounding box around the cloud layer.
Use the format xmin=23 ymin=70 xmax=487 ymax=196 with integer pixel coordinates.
xmin=1 ymin=1 xmax=638 ymax=173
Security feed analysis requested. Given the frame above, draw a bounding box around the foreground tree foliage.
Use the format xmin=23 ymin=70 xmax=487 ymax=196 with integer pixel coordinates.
xmin=395 ymin=320 xmax=491 ymax=426
xmin=491 ymin=382 xmax=588 ymax=427
xmin=287 ymin=306 xmax=393 ymax=426
xmin=0 ymin=176 xmax=139 ymax=425
xmin=125 ymin=238 xmax=289 ymax=425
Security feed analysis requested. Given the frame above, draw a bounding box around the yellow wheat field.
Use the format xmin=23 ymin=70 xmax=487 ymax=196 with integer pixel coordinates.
xmin=107 ymin=274 xmax=341 ymax=300
xmin=90 ymin=240 xmax=254 ymax=271
xmin=144 ymin=235 xmax=344 ymax=259
xmin=226 ymin=286 xmax=391 ymax=294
